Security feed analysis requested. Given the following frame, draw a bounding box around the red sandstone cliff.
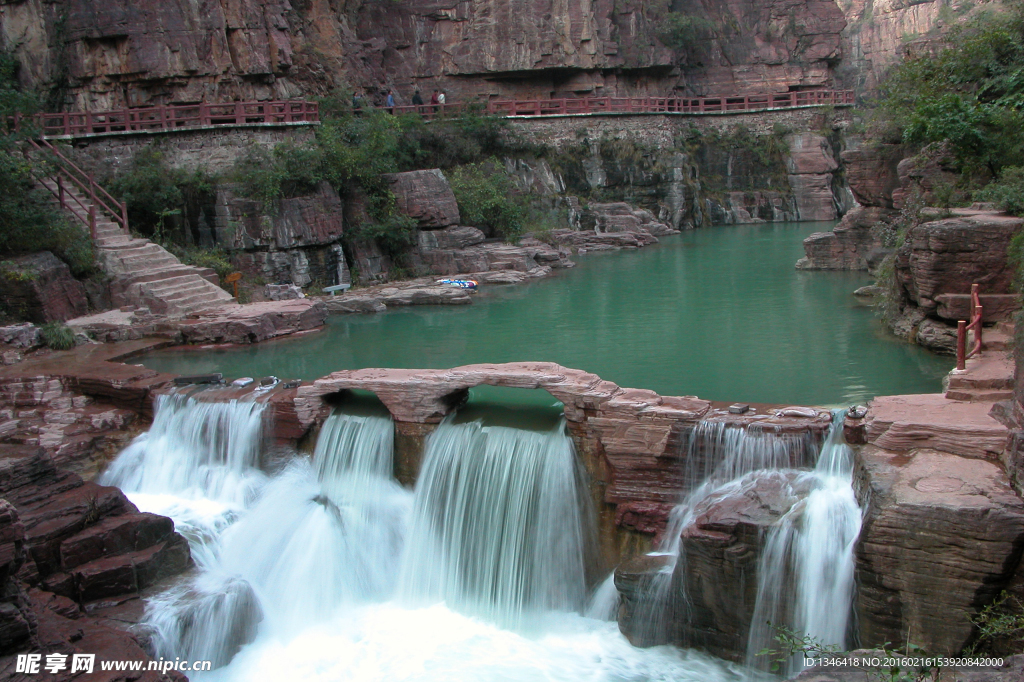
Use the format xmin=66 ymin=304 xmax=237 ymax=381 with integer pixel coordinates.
xmin=1 ymin=0 xmax=847 ymax=109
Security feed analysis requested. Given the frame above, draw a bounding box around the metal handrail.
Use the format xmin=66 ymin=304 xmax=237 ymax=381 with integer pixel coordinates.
xmin=27 ymin=138 xmax=128 ymax=239
xmin=956 ymin=283 xmax=984 ymax=370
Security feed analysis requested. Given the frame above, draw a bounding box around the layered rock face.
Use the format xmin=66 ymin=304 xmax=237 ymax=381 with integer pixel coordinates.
xmin=796 ymin=138 xmax=904 ymax=271
xmin=785 ymin=132 xmax=841 ymax=222
xmin=2 ymin=0 xmax=846 ymax=109
xmin=857 ymin=394 xmax=1024 ymax=655
xmin=840 ymin=0 xmax=976 ymax=94
xmin=215 ymin=182 xmax=351 ymax=288
xmin=894 ymin=211 xmax=1023 ymax=321
xmin=0 ymin=253 xmax=89 ymax=324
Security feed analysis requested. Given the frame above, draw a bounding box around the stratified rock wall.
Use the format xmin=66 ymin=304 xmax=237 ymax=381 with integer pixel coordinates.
xmin=1 ymin=0 xmax=847 ymax=108
xmin=839 ymin=0 xmax=977 ymax=94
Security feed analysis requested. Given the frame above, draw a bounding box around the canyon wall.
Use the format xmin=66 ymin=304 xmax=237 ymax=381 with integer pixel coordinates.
xmin=839 ymin=0 xmax=985 ymax=94
xmin=2 ymin=0 xmax=848 ymax=110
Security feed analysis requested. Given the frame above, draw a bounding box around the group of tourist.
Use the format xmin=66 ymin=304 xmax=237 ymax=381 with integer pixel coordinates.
xmin=352 ymin=87 xmax=447 ymax=114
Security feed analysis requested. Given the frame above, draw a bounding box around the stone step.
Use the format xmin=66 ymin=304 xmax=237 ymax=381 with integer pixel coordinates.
xmin=865 ymin=393 xmax=1009 ymax=460
xmin=944 ymin=389 xmax=1015 ymax=402
xmin=152 ymin=283 xmax=223 ymax=303
xmin=118 ymin=266 xmax=211 ymax=286
xmin=946 ymin=353 xmax=1015 ymax=392
xmin=982 ymin=325 xmax=1014 ymax=351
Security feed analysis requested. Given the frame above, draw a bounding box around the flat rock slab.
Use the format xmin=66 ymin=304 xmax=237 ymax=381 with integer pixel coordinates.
xmin=865 ymin=393 xmax=1009 ymax=459
xmin=946 ymin=353 xmax=1015 ymax=392
xmin=856 ymin=446 xmax=1024 ymax=654
xmin=177 ymin=299 xmax=327 ymax=344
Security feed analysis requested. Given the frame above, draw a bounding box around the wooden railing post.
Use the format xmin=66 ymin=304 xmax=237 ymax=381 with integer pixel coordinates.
xmin=88 ymin=203 xmax=97 ymax=240
xmin=956 ymin=320 xmax=967 ymax=371
xmin=121 ymin=201 xmax=128 ymax=233
xmin=57 ymin=175 xmax=65 ymax=210
xmin=972 ymin=283 xmax=983 ymax=352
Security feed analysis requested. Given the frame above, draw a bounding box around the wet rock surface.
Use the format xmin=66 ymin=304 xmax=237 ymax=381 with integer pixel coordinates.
xmin=856 ymin=413 xmax=1024 ymax=656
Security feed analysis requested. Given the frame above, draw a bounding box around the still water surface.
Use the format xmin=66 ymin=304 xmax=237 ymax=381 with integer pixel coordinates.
xmin=139 ymin=222 xmax=950 ymax=405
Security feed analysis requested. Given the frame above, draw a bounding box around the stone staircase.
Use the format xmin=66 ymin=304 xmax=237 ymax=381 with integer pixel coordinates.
xmin=944 ymin=321 xmax=1016 ymax=402
xmin=38 ymin=178 xmax=234 ymax=317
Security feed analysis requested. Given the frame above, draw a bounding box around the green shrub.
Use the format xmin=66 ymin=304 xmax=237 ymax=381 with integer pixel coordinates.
xmin=448 ymin=161 xmax=526 ymax=241
xmin=347 ymin=213 xmax=418 ymax=256
xmin=968 ymin=591 xmax=1024 ymax=655
xmin=658 ymin=13 xmax=716 ymax=50
xmin=0 ymin=142 xmax=95 ymax=276
xmin=976 ymin=165 xmax=1024 ymax=215
xmin=107 ymin=146 xmax=213 ymax=238
xmin=40 ymin=322 xmax=75 ymax=351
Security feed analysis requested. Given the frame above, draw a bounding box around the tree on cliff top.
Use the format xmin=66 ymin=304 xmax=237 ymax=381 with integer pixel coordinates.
xmin=877 ymin=2 xmax=1024 ymax=176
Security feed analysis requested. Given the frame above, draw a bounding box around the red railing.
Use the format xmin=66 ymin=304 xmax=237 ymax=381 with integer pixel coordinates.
xmin=956 ymin=283 xmax=984 ymax=371
xmin=27 ymin=138 xmax=128 ymax=240
xmin=12 ymin=100 xmax=319 ymax=138
xmin=393 ymin=89 xmax=854 ymax=118
xmin=10 ymin=90 xmax=852 ymax=139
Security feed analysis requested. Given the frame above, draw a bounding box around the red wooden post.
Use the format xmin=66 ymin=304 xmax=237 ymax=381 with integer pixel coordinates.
xmin=121 ymin=201 xmax=128 ymax=232
xmin=57 ymin=175 xmax=65 ymax=210
xmin=972 ymin=283 xmax=983 ymax=351
xmin=88 ymin=203 xmax=97 ymax=240
xmin=956 ymin=320 xmax=967 ymax=370
xmin=235 ymin=102 xmax=242 ymax=125
xmin=122 ymin=107 xmax=129 ymax=132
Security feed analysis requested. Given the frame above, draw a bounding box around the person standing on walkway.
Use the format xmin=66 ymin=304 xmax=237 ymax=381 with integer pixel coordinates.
xmin=437 ymin=91 xmax=447 ymax=111
xmin=412 ymin=89 xmax=424 ymax=113
xmin=386 ymin=90 xmax=395 ymax=113
xmin=430 ymin=89 xmax=440 ymax=114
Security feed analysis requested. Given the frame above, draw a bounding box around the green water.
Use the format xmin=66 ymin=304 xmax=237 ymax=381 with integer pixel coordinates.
xmin=139 ymin=222 xmax=951 ymax=406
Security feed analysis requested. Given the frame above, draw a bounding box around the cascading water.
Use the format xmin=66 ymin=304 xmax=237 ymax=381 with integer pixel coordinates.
xmin=745 ymin=413 xmax=863 ymax=676
xmin=628 ymin=412 xmax=862 ymax=679
xmin=399 ymin=419 xmax=592 ymax=626
xmin=101 ymin=392 xmax=267 ymax=508
xmin=104 ymin=397 xmax=745 ymax=681
xmin=631 ymin=422 xmax=822 ymax=645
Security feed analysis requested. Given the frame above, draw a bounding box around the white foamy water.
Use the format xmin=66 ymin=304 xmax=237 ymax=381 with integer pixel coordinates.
xmin=100 ymin=399 xmax=746 ymax=681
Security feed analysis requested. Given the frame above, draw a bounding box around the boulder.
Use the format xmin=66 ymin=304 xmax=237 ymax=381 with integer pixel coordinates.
xmin=418 ymin=227 xmax=487 ymax=251
xmin=384 ymin=170 xmax=460 ymax=228
xmin=892 ymin=143 xmax=961 ymax=210
xmin=672 ymin=471 xmax=814 ymax=661
xmin=841 ymin=140 xmax=904 ymax=209
xmin=581 ymin=203 xmax=677 ymax=237
xmin=864 ymin=393 xmax=1009 ymax=460
xmin=0 ymin=324 xmax=41 ymax=349
xmin=0 ymin=253 xmax=89 ymax=324
xmin=796 ymin=206 xmax=895 ymax=271
xmin=855 ymin=446 xmax=1024 ymax=654
xmin=895 ymin=211 xmax=1023 ymax=314
xmin=0 ymin=500 xmax=34 ymax=655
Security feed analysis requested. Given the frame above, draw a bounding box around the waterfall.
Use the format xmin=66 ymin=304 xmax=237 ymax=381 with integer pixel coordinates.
xmin=745 ymin=413 xmax=862 ymax=676
xmin=630 ymin=421 xmax=823 ymax=645
xmin=399 ymin=419 xmax=593 ymax=626
xmin=109 ymin=400 xmax=741 ymax=681
xmin=142 ymin=409 xmax=410 ymax=667
xmin=101 ymin=392 xmax=267 ymax=507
